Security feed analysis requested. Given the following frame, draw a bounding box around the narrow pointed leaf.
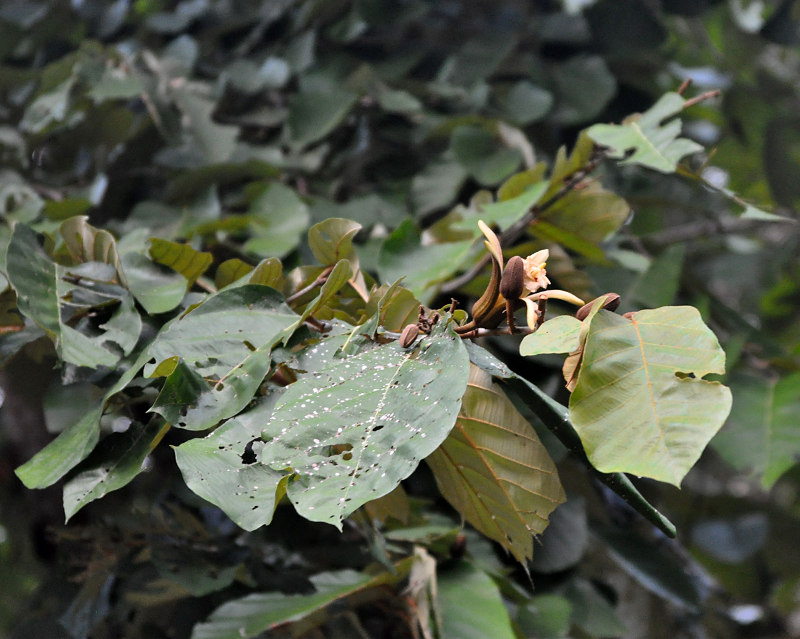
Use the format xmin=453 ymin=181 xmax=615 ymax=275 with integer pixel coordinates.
xmin=587 ymin=92 xmax=704 ymax=173
xmin=569 ymin=307 xmax=732 ymax=486
xmin=63 ymin=420 xmax=164 ymax=521
xmin=259 ymin=320 xmax=469 ymax=528
xmin=426 ymin=366 xmax=565 ymax=562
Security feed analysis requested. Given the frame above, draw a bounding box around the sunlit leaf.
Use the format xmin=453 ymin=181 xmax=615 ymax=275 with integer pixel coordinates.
xmin=149 ymin=238 xmax=213 ymax=287
xmin=426 ymin=366 xmax=566 ymax=562
xmin=520 ymin=315 xmax=582 ymax=356
xmin=569 ymin=307 xmax=732 ymax=486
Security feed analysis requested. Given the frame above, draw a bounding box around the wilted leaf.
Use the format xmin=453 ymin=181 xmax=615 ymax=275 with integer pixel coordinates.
xmin=258 ymin=320 xmax=469 ymax=528
xmin=587 ymin=92 xmax=704 ymax=173
xmin=569 ymin=307 xmax=732 ymax=486
xmin=426 ymin=366 xmax=565 ymax=562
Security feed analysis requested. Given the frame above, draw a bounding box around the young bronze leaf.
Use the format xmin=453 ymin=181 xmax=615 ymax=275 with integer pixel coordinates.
xmin=426 ymin=365 xmax=566 ymax=563
xmin=258 ymin=320 xmax=469 ymax=529
xmin=569 ymin=307 xmax=732 ymax=486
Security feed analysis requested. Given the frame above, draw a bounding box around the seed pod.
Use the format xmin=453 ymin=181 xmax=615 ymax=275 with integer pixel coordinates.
xmin=576 ymin=292 xmax=621 ymax=321
xmin=399 ymin=323 xmax=420 ymax=348
xmin=500 ymin=255 xmax=525 ymax=301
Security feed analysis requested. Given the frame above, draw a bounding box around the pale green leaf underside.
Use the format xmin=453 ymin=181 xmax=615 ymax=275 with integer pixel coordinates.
xmin=586 ymin=92 xmax=703 ymax=173
xmin=569 ymin=307 xmax=732 ymax=486
xmin=426 ymin=366 xmax=565 ymax=562
xmin=260 ymin=322 xmax=469 ymax=528
xmin=520 ymin=315 xmax=582 ymax=356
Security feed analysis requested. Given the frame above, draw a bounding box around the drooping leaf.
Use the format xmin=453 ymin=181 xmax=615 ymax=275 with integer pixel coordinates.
xmin=244 ymin=182 xmax=310 ymax=258
xmin=146 ymin=286 xmax=299 ymax=429
xmin=6 ymin=224 xmax=129 ymax=368
xmin=712 ymin=371 xmax=800 ymax=487
xmin=426 ymin=365 xmax=565 ymax=563
xmin=149 ymin=238 xmax=213 ymax=287
xmin=120 ymin=252 xmax=188 ymax=314
xmin=287 ymin=89 xmax=357 ymax=147
xmin=258 ymin=320 xmax=469 ymax=528
xmin=587 ymin=92 xmax=704 ymax=173
xmin=437 ymin=560 xmax=516 ymax=639
xmin=569 ymin=307 xmax=732 ymax=486
xmin=191 ymin=563 xmax=412 ymax=639
xmin=15 ymin=347 xmax=153 ymax=489
xmin=62 ymin=420 xmax=165 ymax=521
xmin=175 ymin=403 xmax=287 ymax=531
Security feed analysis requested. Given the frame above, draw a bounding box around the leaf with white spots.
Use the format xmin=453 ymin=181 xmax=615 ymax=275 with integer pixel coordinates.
xmin=259 ymin=319 xmax=470 ymax=529
xmin=426 ymin=365 xmax=565 ymax=563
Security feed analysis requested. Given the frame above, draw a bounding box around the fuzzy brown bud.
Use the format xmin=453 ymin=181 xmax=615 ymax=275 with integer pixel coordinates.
xmin=399 ymin=323 xmax=420 ymax=348
xmin=576 ymin=293 xmax=621 ymax=321
xmin=500 ymin=256 xmax=525 ymax=301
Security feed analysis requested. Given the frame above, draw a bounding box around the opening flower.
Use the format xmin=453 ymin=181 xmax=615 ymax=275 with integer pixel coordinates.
xmin=522 ymin=249 xmax=551 ymax=293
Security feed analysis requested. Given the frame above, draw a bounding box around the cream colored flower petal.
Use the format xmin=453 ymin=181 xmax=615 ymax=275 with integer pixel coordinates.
xmin=525 ymin=289 xmax=585 ymax=306
xmin=521 ymin=296 xmax=540 ymax=330
xmin=478 ymin=220 xmax=504 ymax=269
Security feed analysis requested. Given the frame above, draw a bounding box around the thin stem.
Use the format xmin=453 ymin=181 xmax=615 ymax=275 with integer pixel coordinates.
xmin=286 ymin=265 xmax=334 ymax=304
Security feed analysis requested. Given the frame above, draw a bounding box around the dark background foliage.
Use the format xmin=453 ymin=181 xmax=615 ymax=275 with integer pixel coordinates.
xmin=1 ymin=1 xmax=799 ymax=637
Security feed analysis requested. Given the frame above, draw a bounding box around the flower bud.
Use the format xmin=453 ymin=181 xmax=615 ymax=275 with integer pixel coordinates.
xmin=500 ymin=256 xmax=525 ymax=300
xmin=399 ymin=323 xmax=420 ymax=348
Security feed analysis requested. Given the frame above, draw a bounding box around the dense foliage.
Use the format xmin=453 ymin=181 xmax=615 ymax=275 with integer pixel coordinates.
xmin=1 ymin=1 xmax=799 ymax=638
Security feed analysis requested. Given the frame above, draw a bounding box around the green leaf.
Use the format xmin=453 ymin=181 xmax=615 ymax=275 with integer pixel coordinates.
xmin=259 ymin=320 xmax=469 ymax=528
xmin=587 ymin=92 xmax=704 ymax=173
xmin=191 ymin=563 xmax=411 ymax=639
xmin=520 ymin=315 xmax=582 ymax=356
xmin=426 ymin=366 xmax=566 ymax=563
xmin=175 ymin=406 xmax=287 ymax=530
xmin=411 ymin=156 xmax=468 ymax=217
xmin=149 ymin=238 xmax=213 ymax=287
xmin=438 ymin=561 xmax=516 ymax=639
xmin=287 ymin=89 xmax=357 ymax=147
xmin=628 ymin=243 xmax=686 ymax=308
xmin=308 ymin=217 xmax=361 ymax=266
xmin=214 ymin=258 xmax=253 ymax=290
xmin=569 ymin=307 xmax=732 ymax=486
xmin=289 ymin=259 xmax=353 ymax=332
xmin=516 ymin=595 xmax=572 ymax=639
xmin=59 ymin=216 xmax=125 ymax=282
xmin=6 ymin=224 xmax=126 ymax=368
xmin=712 ymin=371 xmax=800 ymax=487
xmin=248 ymin=257 xmax=284 ymax=288
xmin=450 ymin=181 xmax=548 ymax=236
xmin=120 ymin=252 xmax=187 ymax=314
xmin=451 ymin=125 xmax=522 ymax=186
xmin=494 ymin=81 xmax=553 ymax=126
xmin=244 ymin=182 xmax=310 ymax=258
xmin=171 ymin=83 xmax=238 ymax=163
xmin=62 ymin=420 xmax=164 ymax=521
xmin=15 ymin=347 xmax=152 ymax=489
xmin=146 ymin=286 xmax=299 ymax=429
xmin=378 ymin=219 xmax=473 ymax=303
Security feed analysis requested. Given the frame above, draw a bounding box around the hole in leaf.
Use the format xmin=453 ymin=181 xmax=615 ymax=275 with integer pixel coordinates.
xmin=240 ymin=439 xmax=259 ymax=464
xmin=373 ymin=424 xmax=384 ymax=432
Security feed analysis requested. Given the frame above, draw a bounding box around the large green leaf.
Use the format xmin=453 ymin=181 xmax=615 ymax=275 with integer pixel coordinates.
xmin=191 ymin=563 xmax=411 ymax=639
xmin=258 ymin=320 xmax=469 ymax=528
xmin=120 ymin=252 xmax=188 ymax=314
xmin=569 ymin=307 xmax=732 ymax=486
xmin=712 ymin=371 xmax=800 ymax=487
xmin=426 ymin=365 xmax=565 ymax=563
xmin=146 ymin=285 xmax=299 ymax=429
xmin=438 ymin=561 xmax=516 ymax=639
xmin=586 ymin=92 xmax=704 ymax=173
